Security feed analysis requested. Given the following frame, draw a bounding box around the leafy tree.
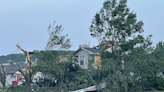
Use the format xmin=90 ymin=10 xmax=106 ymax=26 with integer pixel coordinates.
xmin=89 ymin=0 xmax=153 ymax=91
xmin=35 ymin=50 xmax=96 ymax=92
xmin=149 ymin=41 xmax=164 ymax=90
xmin=126 ymin=41 xmax=164 ymax=91
xmin=31 ymin=21 xmax=71 ymax=92
xmin=7 ymin=21 xmax=72 ymax=92
xmin=31 ymin=21 xmax=95 ymax=92
xmin=45 ymin=21 xmax=71 ymax=51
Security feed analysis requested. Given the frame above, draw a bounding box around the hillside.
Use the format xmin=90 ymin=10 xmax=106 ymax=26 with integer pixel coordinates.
xmin=0 ymin=50 xmax=75 ymax=63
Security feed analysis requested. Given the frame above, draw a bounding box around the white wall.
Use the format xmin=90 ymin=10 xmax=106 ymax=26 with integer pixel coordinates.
xmin=74 ymin=49 xmax=90 ymax=68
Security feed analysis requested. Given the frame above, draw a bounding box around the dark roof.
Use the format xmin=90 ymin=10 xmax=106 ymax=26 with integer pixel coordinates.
xmin=84 ymin=48 xmax=102 ymax=53
xmin=72 ymin=48 xmax=82 ymax=56
xmin=84 ymin=46 xmax=110 ymax=53
xmin=73 ymin=46 xmax=111 ymax=56
xmin=0 ymin=63 xmax=26 ymax=74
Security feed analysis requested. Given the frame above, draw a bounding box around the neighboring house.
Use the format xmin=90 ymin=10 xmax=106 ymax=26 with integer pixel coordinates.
xmin=59 ymin=54 xmax=70 ymax=62
xmin=73 ymin=44 xmax=110 ymax=69
xmin=0 ymin=63 xmax=26 ymax=86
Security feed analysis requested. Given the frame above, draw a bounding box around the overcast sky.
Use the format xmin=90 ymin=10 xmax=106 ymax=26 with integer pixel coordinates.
xmin=0 ymin=0 xmax=164 ymax=56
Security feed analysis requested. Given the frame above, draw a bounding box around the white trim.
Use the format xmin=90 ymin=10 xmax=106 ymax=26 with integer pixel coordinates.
xmin=93 ymin=53 xmax=100 ymax=55
xmin=80 ymin=56 xmax=85 ymax=66
xmin=84 ymin=56 xmax=85 ymax=65
xmin=74 ymin=48 xmax=100 ymax=56
xmin=81 ymin=48 xmax=93 ymax=54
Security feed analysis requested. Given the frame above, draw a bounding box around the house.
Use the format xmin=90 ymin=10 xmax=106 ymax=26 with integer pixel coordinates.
xmin=72 ymin=44 xmax=111 ymax=69
xmin=59 ymin=54 xmax=70 ymax=62
xmin=72 ymin=41 xmax=129 ymax=69
xmin=58 ymin=42 xmax=127 ymax=69
xmin=0 ymin=63 xmax=26 ymax=86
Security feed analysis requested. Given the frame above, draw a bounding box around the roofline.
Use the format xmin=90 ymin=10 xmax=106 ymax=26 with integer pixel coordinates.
xmin=73 ymin=47 xmax=102 ymax=56
xmin=93 ymin=53 xmax=100 ymax=55
xmin=73 ymin=47 xmax=96 ymax=56
xmin=72 ymin=48 xmax=82 ymax=56
xmin=81 ymin=48 xmax=93 ymax=54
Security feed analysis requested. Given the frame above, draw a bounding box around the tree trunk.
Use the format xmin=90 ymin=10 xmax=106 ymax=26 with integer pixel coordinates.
xmin=97 ymin=66 xmax=100 ymax=92
xmin=25 ymin=73 xmax=31 ymax=92
xmin=0 ymin=63 xmax=6 ymax=90
xmin=2 ymin=81 xmax=6 ymax=90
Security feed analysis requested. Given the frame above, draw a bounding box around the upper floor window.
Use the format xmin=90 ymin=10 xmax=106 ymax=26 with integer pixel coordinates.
xmin=80 ymin=56 xmax=85 ymax=65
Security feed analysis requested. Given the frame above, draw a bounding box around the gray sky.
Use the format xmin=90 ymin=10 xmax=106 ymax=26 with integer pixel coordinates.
xmin=0 ymin=0 xmax=164 ymax=56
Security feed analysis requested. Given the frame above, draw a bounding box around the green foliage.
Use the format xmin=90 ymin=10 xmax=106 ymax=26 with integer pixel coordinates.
xmin=0 ymin=53 xmax=26 ymax=63
xmin=90 ymin=0 xmax=146 ymax=45
xmin=127 ymin=41 xmax=164 ymax=91
xmin=45 ymin=21 xmax=71 ymax=51
xmin=89 ymin=0 xmax=155 ymax=92
xmin=0 ymin=50 xmax=75 ymax=63
xmin=2 ymin=0 xmax=164 ymax=91
xmin=104 ymin=69 xmax=128 ymax=92
xmin=33 ymin=50 xmax=95 ymax=91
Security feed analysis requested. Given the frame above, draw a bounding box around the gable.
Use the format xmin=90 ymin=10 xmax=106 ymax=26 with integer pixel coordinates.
xmin=74 ymin=49 xmax=90 ymax=56
xmin=73 ymin=46 xmax=111 ymax=57
xmin=84 ymin=48 xmax=102 ymax=54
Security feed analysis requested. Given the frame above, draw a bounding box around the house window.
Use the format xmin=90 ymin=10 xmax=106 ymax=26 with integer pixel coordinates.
xmin=80 ymin=56 xmax=85 ymax=65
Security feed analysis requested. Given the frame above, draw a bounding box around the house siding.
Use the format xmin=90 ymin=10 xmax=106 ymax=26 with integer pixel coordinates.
xmin=60 ymin=57 xmax=69 ymax=62
xmin=95 ymin=55 xmax=101 ymax=69
xmin=74 ymin=49 xmax=90 ymax=68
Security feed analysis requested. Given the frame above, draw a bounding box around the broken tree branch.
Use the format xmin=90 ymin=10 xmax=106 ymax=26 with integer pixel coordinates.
xmin=15 ymin=44 xmax=33 ymax=92
xmin=16 ymin=44 xmax=33 ymax=66
xmin=16 ymin=44 xmax=26 ymax=53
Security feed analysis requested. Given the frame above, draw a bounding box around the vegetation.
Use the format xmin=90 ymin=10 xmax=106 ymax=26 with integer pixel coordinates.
xmin=89 ymin=0 xmax=152 ymax=92
xmin=0 ymin=63 xmax=6 ymax=90
xmin=1 ymin=0 xmax=164 ymax=92
xmin=0 ymin=50 xmax=75 ymax=63
xmin=89 ymin=0 xmax=164 ymax=92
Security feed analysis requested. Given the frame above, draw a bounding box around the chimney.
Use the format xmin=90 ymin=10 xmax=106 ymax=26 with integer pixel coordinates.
xmin=79 ymin=44 xmax=89 ymax=48
xmin=95 ymin=47 xmax=99 ymax=49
